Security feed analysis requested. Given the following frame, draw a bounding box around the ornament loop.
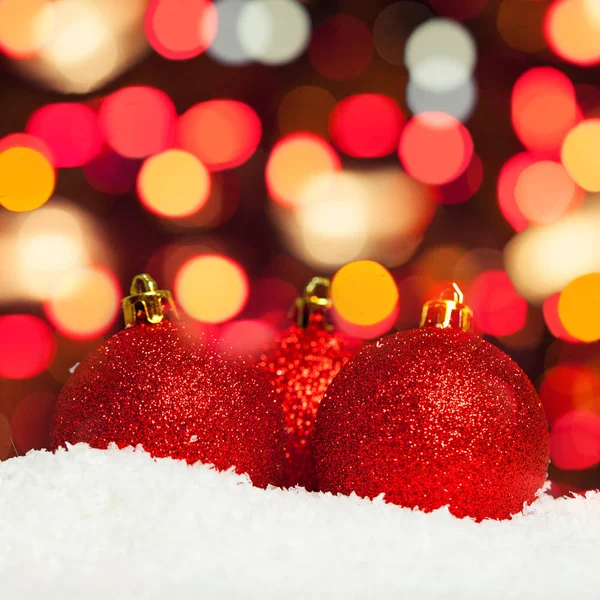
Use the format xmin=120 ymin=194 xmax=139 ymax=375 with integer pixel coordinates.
xmin=122 ymin=273 xmax=179 ymax=327
xmin=292 ymin=277 xmax=334 ymax=330
xmin=420 ymin=282 xmax=473 ymax=333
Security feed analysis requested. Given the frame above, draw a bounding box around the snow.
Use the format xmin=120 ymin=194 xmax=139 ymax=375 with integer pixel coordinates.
xmin=1 ymin=445 xmax=599 ymax=599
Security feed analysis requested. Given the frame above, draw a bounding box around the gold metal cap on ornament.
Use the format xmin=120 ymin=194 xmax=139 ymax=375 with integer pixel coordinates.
xmin=122 ymin=273 xmax=179 ymax=326
xmin=292 ymin=276 xmax=334 ymax=331
xmin=419 ymin=282 xmax=473 ymax=333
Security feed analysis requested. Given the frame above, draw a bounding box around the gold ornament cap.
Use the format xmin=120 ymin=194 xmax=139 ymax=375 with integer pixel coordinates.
xmin=419 ymin=283 xmax=473 ymax=333
xmin=122 ymin=274 xmax=179 ymax=327
xmin=292 ymin=276 xmax=333 ymax=331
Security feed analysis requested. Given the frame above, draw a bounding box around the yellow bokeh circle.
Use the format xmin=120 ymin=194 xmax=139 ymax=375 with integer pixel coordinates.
xmin=175 ymin=255 xmax=249 ymax=323
xmin=545 ymin=0 xmax=600 ymax=66
xmin=331 ymin=260 xmax=399 ymax=326
xmin=0 ymin=147 xmax=55 ymax=212
xmin=561 ymin=119 xmax=600 ymax=192
xmin=0 ymin=0 xmax=55 ymax=58
xmin=137 ymin=149 xmax=211 ymax=218
xmin=558 ymin=273 xmax=600 ymax=342
xmin=46 ymin=266 xmax=121 ymax=340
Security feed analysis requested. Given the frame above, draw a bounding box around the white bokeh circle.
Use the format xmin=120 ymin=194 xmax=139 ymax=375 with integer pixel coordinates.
xmin=405 ymin=18 xmax=476 ymax=93
xmin=237 ymin=0 xmax=311 ymax=65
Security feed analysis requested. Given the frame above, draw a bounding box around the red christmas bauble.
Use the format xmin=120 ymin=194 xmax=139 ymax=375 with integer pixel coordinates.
xmin=314 ymin=326 xmax=550 ymax=520
xmin=259 ymin=313 xmax=361 ymax=490
xmin=51 ymin=305 xmax=285 ymax=488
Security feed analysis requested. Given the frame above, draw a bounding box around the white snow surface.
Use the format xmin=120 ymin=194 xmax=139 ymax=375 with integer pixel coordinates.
xmin=1 ymin=444 xmax=599 ymax=600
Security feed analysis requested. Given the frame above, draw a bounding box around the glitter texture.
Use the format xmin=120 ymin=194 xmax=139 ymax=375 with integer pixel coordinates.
xmin=51 ymin=320 xmax=286 ymax=488
xmin=313 ymin=327 xmax=550 ymax=521
xmin=258 ymin=314 xmax=361 ymax=490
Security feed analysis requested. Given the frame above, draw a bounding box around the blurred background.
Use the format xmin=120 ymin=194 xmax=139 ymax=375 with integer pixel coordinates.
xmin=1 ymin=0 xmax=600 ymax=493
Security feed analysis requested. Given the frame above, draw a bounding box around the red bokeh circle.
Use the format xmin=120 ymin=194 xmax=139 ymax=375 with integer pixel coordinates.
xmin=0 ymin=315 xmax=56 ymax=379
xmin=145 ymin=0 xmax=217 ymax=60
xmin=398 ymin=112 xmax=473 ymax=185
xmin=177 ymin=100 xmax=262 ymax=171
xmin=329 ymin=94 xmax=406 ymax=158
xmin=26 ymin=103 xmax=103 ymax=167
xmin=99 ymin=86 xmax=177 ymax=158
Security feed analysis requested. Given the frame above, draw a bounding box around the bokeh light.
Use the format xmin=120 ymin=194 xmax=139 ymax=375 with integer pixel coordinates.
xmin=372 ymin=1 xmax=433 ymax=67
xmin=37 ymin=0 xmax=116 ymax=77
xmin=505 ymin=199 xmax=600 ymax=302
xmin=218 ymin=319 xmax=277 ymax=357
xmin=405 ymin=18 xmax=476 ymax=93
xmin=163 ymin=170 xmax=240 ymax=230
xmin=176 ymin=100 xmax=262 ymax=171
xmin=308 ymin=14 xmax=373 ymax=80
xmin=436 ymin=154 xmax=483 ymax=205
xmin=551 ymin=410 xmax=600 ymax=470
xmin=21 ymin=0 xmax=148 ymax=95
xmin=17 ymin=207 xmax=86 ymax=282
xmin=329 ymin=94 xmax=405 ymax=158
xmin=543 ymin=293 xmax=580 ymax=343
xmin=99 ymin=86 xmax=177 ymax=158
xmin=11 ymin=392 xmax=55 ymax=453
xmin=9 ymin=202 xmax=110 ymax=303
xmin=332 ymin=303 xmax=399 ymax=340
xmin=237 ymin=0 xmax=311 ymax=65
xmin=0 ymin=147 xmax=55 ymax=212
xmin=497 ymin=0 xmax=547 ymax=53
xmin=496 ymin=305 xmax=545 ymax=351
xmin=0 ymin=0 xmax=54 ymax=58
xmin=407 ymin=77 xmax=477 ymax=123
xmin=365 ymin=168 xmax=437 ymax=244
xmin=207 ymin=0 xmax=250 ymax=65
xmin=175 ymin=255 xmax=249 ymax=323
xmin=0 ymin=315 xmax=56 ymax=379
xmin=398 ymin=112 xmax=473 ymax=185
xmin=511 ymin=67 xmax=580 ymax=155
xmin=558 ymin=273 xmax=600 ymax=342
xmin=266 ymin=133 xmax=341 ymax=208
xmin=83 ymin=150 xmax=140 ymax=195
xmin=138 ymin=150 xmax=211 ymax=218
xmin=26 ymin=103 xmax=103 ymax=168
xmin=272 ymin=168 xmax=436 ymax=271
xmin=45 ymin=266 xmax=121 ymax=340
xmin=561 ymin=119 xmax=600 ymax=192
xmin=469 ymin=270 xmax=527 ymax=337
xmin=514 ymin=160 xmax=583 ymax=225
xmin=145 ymin=0 xmax=217 ymax=60
xmin=429 ymin=0 xmax=488 ymax=21
xmin=291 ymin=173 xmax=370 ymax=269
xmin=545 ymin=0 xmax=600 ymax=66
xmin=0 ymin=132 xmax=54 ymax=164
xmin=541 ymin=365 xmax=600 ymax=425
xmin=277 ymin=86 xmax=336 ymax=139
xmin=331 ymin=260 xmax=399 ymax=327
xmin=497 ymin=152 xmax=538 ymax=231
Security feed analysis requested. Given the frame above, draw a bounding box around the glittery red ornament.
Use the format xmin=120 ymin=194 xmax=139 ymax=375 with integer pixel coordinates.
xmin=258 ymin=277 xmax=361 ymax=490
xmin=50 ymin=274 xmax=285 ymax=488
xmin=314 ymin=285 xmax=550 ymax=521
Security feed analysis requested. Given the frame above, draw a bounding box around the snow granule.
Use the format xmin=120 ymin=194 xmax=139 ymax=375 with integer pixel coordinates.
xmin=1 ymin=444 xmax=599 ymax=599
